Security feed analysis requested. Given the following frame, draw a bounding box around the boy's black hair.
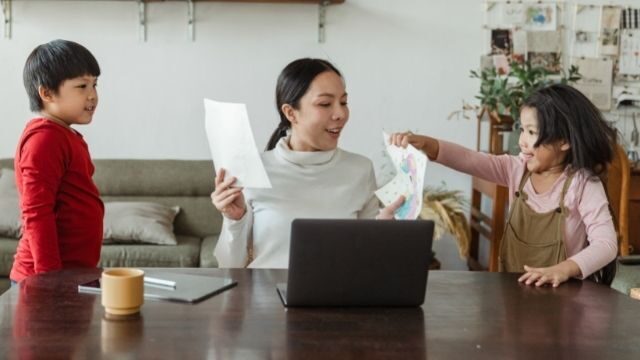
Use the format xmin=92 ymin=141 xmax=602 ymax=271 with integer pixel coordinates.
xmin=23 ymin=39 xmax=101 ymax=112
xmin=522 ymin=83 xmax=616 ymax=176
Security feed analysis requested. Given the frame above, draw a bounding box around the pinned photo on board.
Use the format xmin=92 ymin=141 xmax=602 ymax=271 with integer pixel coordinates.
xmin=528 ymin=52 xmax=562 ymax=74
xmin=575 ymin=31 xmax=590 ymax=43
xmin=491 ymin=29 xmax=512 ymax=55
xmin=600 ymin=6 xmax=622 ymax=56
xmin=525 ymin=4 xmax=556 ymax=31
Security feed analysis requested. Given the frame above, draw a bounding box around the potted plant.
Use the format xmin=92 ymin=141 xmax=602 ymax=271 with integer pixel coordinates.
xmin=471 ymin=60 xmax=581 ymax=123
xmin=470 ymin=61 xmax=581 ymax=154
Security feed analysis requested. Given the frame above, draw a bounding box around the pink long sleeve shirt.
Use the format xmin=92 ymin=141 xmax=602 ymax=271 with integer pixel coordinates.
xmin=437 ymin=140 xmax=618 ymax=278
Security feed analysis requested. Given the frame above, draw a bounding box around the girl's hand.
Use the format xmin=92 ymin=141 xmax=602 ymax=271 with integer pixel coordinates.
xmin=211 ymin=168 xmax=246 ymax=220
xmin=518 ymin=260 xmax=581 ymax=287
xmin=389 ymin=132 xmax=439 ymax=160
xmin=376 ymin=196 xmax=406 ymax=220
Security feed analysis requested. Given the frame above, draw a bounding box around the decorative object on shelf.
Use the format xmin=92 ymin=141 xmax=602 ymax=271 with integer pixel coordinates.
xmin=420 ymin=185 xmax=470 ymax=259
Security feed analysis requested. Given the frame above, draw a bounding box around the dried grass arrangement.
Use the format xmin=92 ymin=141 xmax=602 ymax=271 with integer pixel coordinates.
xmin=420 ymin=187 xmax=470 ymax=259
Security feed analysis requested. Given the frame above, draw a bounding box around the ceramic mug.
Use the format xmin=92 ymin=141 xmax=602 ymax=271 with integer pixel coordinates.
xmin=101 ymin=268 xmax=145 ymax=316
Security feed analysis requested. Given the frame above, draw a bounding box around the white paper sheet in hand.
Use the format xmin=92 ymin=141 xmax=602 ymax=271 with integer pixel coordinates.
xmin=375 ymin=131 xmax=428 ymax=220
xmin=204 ymin=99 xmax=272 ymax=188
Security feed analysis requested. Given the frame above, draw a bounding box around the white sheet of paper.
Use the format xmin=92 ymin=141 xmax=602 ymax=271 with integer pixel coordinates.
xmin=377 ymin=132 xmax=428 ymax=220
xmin=527 ymin=31 xmax=562 ymax=53
xmin=204 ymin=99 xmax=272 ymax=188
xmin=503 ymin=3 xmax=526 ymax=25
xmin=620 ymin=29 xmax=640 ymax=76
xmin=572 ymin=57 xmax=613 ymax=111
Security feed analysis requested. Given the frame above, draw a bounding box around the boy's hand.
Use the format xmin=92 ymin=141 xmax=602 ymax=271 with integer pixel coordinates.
xmin=211 ymin=168 xmax=246 ymax=221
xmin=518 ymin=260 xmax=581 ymax=287
xmin=376 ymin=196 xmax=405 ymax=220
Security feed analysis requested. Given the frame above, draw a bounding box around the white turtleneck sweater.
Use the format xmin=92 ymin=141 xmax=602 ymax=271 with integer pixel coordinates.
xmin=213 ymin=137 xmax=380 ymax=268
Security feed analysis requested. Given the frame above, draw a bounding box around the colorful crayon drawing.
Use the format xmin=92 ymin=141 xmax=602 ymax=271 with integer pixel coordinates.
xmin=395 ymin=154 xmax=421 ymax=219
xmin=375 ymin=131 xmax=428 ymax=220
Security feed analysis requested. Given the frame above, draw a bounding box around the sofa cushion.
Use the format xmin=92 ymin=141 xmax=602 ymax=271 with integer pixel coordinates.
xmin=0 ymin=237 xmax=18 ymax=276
xmin=0 ymin=159 xmax=223 ymax=239
xmin=200 ymin=235 xmax=219 ymax=268
xmin=0 ymin=169 xmax=21 ymax=238
xmin=103 ymin=202 xmax=180 ymax=245
xmin=99 ymin=235 xmax=202 ymax=268
xmin=102 ymin=195 xmax=221 ymax=238
xmin=93 ymin=159 xmax=214 ymax=197
xmin=92 ymin=159 xmax=221 ymax=238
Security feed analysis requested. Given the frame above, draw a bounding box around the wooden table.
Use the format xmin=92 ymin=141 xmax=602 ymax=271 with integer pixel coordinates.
xmin=0 ymin=269 xmax=638 ymax=359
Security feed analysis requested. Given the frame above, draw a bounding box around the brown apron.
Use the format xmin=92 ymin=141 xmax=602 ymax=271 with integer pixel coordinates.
xmin=499 ymin=170 xmax=575 ymax=272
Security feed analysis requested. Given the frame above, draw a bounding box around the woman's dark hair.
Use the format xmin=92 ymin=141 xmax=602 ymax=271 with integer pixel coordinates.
xmin=522 ymin=83 xmax=616 ymax=176
xmin=23 ymin=39 xmax=101 ymax=112
xmin=265 ymin=58 xmax=342 ymax=151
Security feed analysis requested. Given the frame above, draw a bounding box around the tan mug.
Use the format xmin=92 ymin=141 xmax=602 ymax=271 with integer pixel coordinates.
xmin=101 ymin=268 xmax=145 ymax=316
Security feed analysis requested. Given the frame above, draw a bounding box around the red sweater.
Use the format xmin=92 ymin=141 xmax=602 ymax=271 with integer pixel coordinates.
xmin=10 ymin=119 xmax=104 ymax=282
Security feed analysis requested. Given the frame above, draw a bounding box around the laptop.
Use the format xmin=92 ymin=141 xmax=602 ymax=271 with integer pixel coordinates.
xmin=276 ymin=219 xmax=434 ymax=307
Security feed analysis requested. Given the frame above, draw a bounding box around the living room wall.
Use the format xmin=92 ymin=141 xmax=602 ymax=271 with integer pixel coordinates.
xmin=2 ymin=0 xmax=636 ymax=269
xmin=0 ymin=0 xmax=484 ymax=193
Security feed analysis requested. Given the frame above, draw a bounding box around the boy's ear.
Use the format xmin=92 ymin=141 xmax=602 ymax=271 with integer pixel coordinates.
xmin=560 ymin=141 xmax=571 ymax=152
xmin=281 ymin=104 xmax=297 ymax=125
xmin=37 ymin=86 xmax=56 ymax=104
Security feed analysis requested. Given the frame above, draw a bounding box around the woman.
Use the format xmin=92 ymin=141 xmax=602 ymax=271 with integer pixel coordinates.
xmin=212 ymin=58 xmax=403 ymax=268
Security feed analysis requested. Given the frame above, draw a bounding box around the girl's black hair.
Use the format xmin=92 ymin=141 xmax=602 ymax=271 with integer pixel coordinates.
xmin=265 ymin=58 xmax=342 ymax=151
xmin=522 ymin=83 xmax=616 ymax=176
xmin=23 ymin=39 xmax=101 ymax=112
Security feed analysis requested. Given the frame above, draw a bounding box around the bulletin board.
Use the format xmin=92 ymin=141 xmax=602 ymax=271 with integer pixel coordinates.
xmin=482 ymin=1 xmax=640 ymax=152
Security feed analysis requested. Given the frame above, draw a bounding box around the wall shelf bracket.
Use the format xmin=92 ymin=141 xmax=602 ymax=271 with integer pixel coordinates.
xmin=1 ymin=0 xmax=11 ymax=39
xmin=138 ymin=0 xmax=147 ymax=42
xmin=187 ymin=0 xmax=195 ymax=41
xmin=318 ymin=0 xmax=330 ymax=43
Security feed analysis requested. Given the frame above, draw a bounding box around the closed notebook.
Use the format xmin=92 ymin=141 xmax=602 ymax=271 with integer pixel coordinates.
xmin=79 ymin=272 xmax=236 ymax=303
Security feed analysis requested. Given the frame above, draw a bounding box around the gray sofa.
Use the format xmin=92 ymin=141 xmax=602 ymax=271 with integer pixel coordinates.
xmin=0 ymin=159 xmax=222 ymax=293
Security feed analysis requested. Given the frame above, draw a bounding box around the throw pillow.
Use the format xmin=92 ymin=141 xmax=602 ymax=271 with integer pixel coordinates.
xmin=0 ymin=168 xmax=22 ymax=238
xmin=103 ymin=202 xmax=180 ymax=245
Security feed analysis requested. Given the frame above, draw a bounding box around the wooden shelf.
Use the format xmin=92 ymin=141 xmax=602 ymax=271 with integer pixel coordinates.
xmin=143 ymin=0 xmax=345 ymax=3
xmin=0 ymin=0 xmax=345 ymax=41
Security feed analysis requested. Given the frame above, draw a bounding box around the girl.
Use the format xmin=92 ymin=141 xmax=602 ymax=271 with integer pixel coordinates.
xmin=212 ymin=58 xmax=402 ymax=268
xmin=391 ymin=84 xmax=618 ymax=287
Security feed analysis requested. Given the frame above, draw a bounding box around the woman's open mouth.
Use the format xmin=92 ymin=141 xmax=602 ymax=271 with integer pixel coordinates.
xmin=326 ymin=127 xmax=342 ymax=138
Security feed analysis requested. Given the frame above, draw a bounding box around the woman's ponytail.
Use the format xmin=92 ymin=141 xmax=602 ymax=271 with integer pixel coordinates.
xmin=265 ymin=122 xmax=290 ymax=151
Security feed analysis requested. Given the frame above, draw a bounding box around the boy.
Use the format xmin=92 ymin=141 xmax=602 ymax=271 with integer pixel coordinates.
xmin=10 ymin=40 xmax=104 ymax=283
